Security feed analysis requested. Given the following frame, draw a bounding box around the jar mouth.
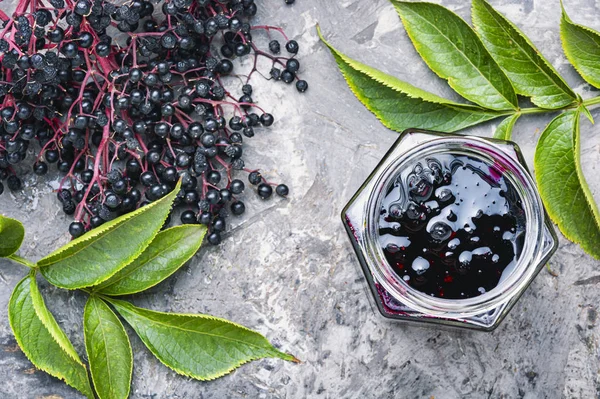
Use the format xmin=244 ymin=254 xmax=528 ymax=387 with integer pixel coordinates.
xmin=365 ymin=136 xmax=545 ymax=317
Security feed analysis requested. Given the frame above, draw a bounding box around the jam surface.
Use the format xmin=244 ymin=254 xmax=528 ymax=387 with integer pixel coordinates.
xmin=378 ymin=153 xmax=526 ymax=299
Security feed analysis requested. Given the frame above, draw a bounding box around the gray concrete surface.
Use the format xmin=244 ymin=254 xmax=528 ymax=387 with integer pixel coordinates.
xmin=1 ymin=0 xmax=600 ymax=398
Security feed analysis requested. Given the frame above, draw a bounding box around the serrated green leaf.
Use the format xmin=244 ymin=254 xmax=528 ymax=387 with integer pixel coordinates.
xmin=494 ymin=113 xmax=520 ymax=140
xmin=560 ymin=3 xmax=600 ymax=89
xmin=108 ymin=299 xmax=297 ymax=381
xmin=391 ymin=1 xmax=518 ymax=111
xmin=534 ymin=110 xmax=600 ymax=259
xmin=84 ymin=296 xmax=132 ymax=399
xmin=95 ymin=225 xmax=207 ymax=296
xmin=8 ymin=273 xmax=94 ymax=398
xmin=318 ymin=27 xmax=503 ymax=133
xmin=30 ymin=274 xmax=83 ymax=363
xmin=39 ymin=181 xmax=180 ymax=289
xmin=472 ymin=0 xmax=576 ymax=109
xmin=0 ymin=214 xmax=25 ymax=257
xmin=582 ymin=104 xmax=595 ymax=124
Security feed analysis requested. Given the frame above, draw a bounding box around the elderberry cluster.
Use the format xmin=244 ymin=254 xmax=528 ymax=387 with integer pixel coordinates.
xmin=0 ymin=0 xmax=306 ymax=245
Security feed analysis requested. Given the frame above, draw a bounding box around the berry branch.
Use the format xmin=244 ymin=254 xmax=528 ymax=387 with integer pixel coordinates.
xmin=0 ymin=0 xmax=307 ymax=244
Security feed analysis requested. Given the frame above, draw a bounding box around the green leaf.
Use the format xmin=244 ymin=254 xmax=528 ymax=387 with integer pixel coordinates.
xmin=30 ymin=273 xmax=83 ymax=363
xmin=317 ymin=27 xmax=503 ymax=133
xmin=95 ymin=225 xmax=207 ymax=296
xmin=84 ymin=296 xmax=132 ymax=399
xmin=39 ymin=181 xmax=181 ymax=289
xmin=108 ymin=299 xmax=298 ymax=381
xmin=494 ymin=113 xmax=520 ymax=140
xmin=0 ymin=214 xmax=25 ymax=257
xmin=560 ymin=3 xmax=600 ymax=89
xmin=472 ymin=0 xmax=576 ymax=109
xmin=8 ymin=273 xmax=94 ymax=398
xmin=534 ymin=110 xmax=600 ymax=259
xmin=391 ymin=1 xmax=518 ymax=111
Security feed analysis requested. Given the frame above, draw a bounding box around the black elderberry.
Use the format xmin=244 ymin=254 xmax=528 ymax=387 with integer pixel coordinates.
xmin=276 ymin=184 xmax=289 ymax=197
xmin=234 ymin=43 xmax=249 ymax=57
xmin=184 ymin=190 xmax=199 ymax=204
xmin=205 ymin=189 xmax=221 ymax=204
xmin=248 ymin=171 xmax=262 ymax=185
xmin=281 ymin=70 xmax=295 ymax=84
xmin=230 ymin=179 xmax=245 ymax=194
xmin=296 ymin=80 xmax=308 ymax=93
xmin=201 ymin=133 xmax=216 ymax=147
xmin=162 ymin=166 xmax=179 ymax=183
xmin=69 ymin=222 xmax=85 ymax=238
xmin=63 ymin=200 xmax=76 ymax=215
xmin=207 ymin=170 xmax=221 ymax=185
xmin=198 ymin=212 xmax=212 ymax=225
xmin=33 ymin=161 xmax=48 ymax=176
xmin=176 ymin=153 xmax=191 ymax=168
xmin=231 ymin=201 xmax=245 ymax=215
xmin=181 ymin=210 xmax=197 ymax=224
xmin=140 ymin=171 xmax=157 ymax=187
xmin=257 ymin=183 xmax=273 ymax=199
xmin=239 ymin=94 xmax=253 ymax=109
xmin=286 ymin=40 xmax=299 ymax=54
xmin=207 ymin=232 xmax=221 ymax=245
xmin=104 ymin=193 xmax=121 ymax=210
xmin=269 ymin=40 xmax=281 ymax=54
xmin=286 ymin=59 xmax=300 ymax=73
xmin=242 ymin=84 xmax=253 ymax=96
xmin=74 ymin=0 xmax=92 ymax=16
xmin=48 ymin=28 xmax=65 ymax=43
xmin=260 ymin=113 xmax=274 ymax=126
xmin=146 ymin=184 xmax=164 ymax=201
xmin=90 ymin=216 xmax=104 ymax=228
xmin=219 ymin=59 xmax=234 ymax=74
xmin=213 ymin=217 xmax=226 ymax=232
xmin=113 ymin=179 xmax=128 ymax=195
xmin=95 ymin=43 xmax=110 ymax=57
xmin=230 ymin=133 xmax=243 ymax=144
xmin=204 ymin=119 xmax=218 ymax=133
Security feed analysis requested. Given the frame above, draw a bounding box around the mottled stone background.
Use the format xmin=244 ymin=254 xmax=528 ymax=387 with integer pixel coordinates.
xmin=1 ymin=0 xmax=600 ymax=398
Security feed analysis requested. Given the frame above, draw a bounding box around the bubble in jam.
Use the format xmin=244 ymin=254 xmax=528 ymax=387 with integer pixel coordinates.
xmin=378 ymin=153 xmax=526 ymax=299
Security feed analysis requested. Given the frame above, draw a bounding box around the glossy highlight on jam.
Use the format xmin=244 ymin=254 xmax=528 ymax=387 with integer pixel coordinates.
xmin=378 ymin=153 xmax=527 ymax=299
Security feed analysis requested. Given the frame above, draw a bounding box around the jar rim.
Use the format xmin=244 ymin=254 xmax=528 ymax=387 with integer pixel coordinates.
xmin=364 ymin=136 xmax=545 ymax=318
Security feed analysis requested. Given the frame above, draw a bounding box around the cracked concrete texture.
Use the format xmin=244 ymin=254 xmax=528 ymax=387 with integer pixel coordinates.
xmin=1 ymin=0 xmax=600 ymax=398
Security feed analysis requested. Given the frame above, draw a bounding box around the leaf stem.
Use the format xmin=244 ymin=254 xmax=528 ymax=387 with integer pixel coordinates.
xmin=582 ymin=96 xmax=600 ymax=107
xmin=518 ymin=107 xmax=550 ymax=115
xmin=7 ymin=254 xmax=35 ymax=269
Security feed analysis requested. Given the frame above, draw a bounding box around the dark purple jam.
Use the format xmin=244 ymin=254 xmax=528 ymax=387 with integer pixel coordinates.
xmin=378 ymin=153 xmax=526 ymax=299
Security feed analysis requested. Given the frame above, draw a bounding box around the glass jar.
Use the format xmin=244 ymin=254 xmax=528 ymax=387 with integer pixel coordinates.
xmin=342 ymin=129 xmax=557 ymax=331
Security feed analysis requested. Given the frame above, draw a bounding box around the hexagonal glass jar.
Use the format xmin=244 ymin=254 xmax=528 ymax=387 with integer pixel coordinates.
xmin=342 ymin=129 xmax=557 ymax=331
